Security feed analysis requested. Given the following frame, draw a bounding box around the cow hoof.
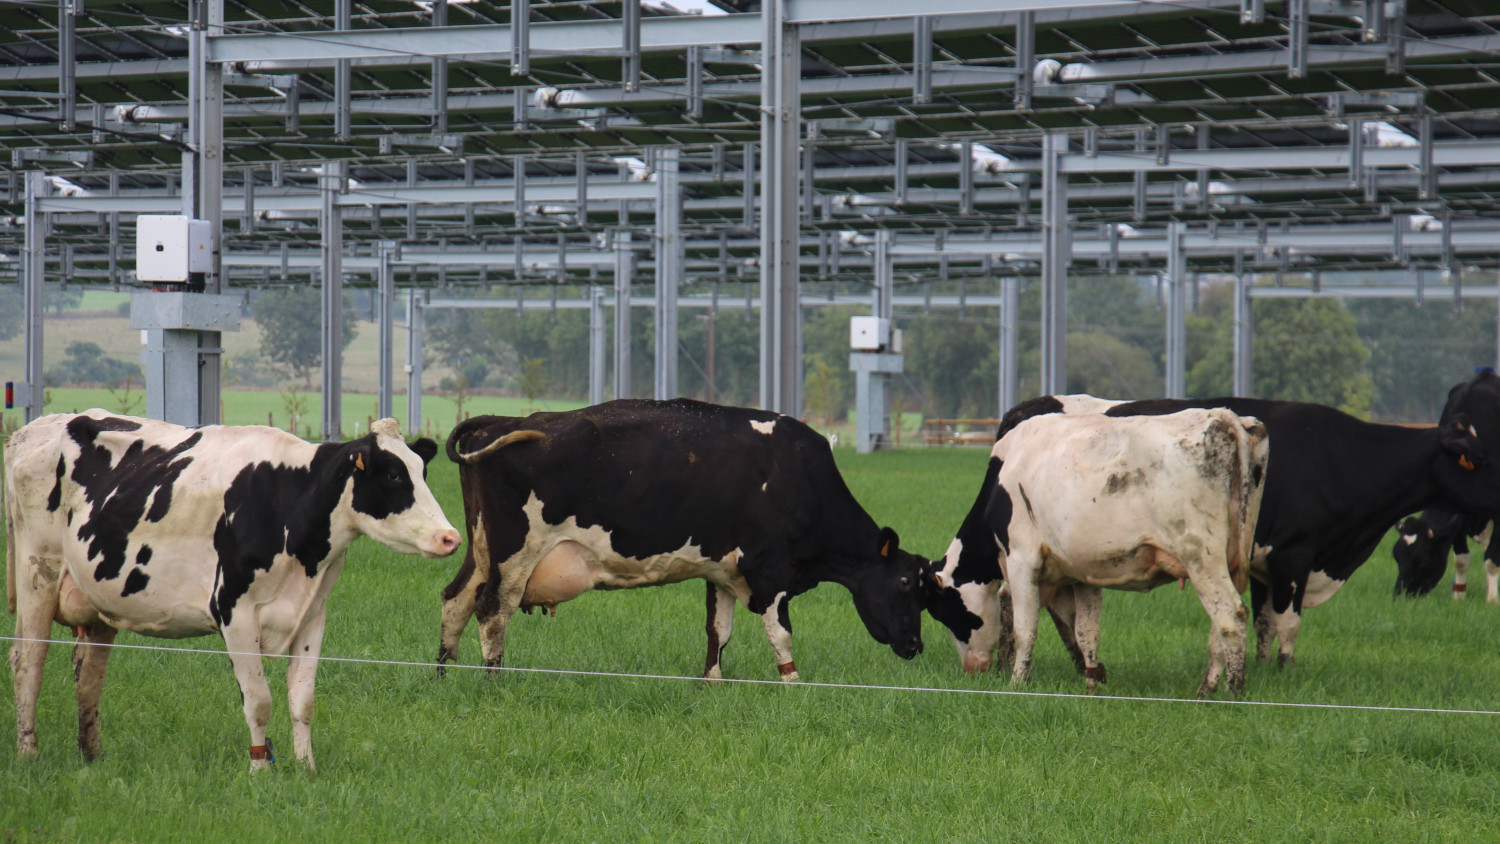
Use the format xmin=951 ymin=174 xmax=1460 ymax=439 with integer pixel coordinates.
xmin=249 ymin=758 xmax=274 ymax=774
xmin=1276 ymin=653 xmax=1294 ymax=669
xmin=1084 ymin=664 xmax=1107 ymax=686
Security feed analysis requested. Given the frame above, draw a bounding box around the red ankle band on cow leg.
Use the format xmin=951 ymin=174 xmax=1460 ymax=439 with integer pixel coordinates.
xmin=250 ymin=744 xmax=273 ymax=761
xmin=778 ymin=661 xmax=797 ymax=676
xmin=1455 ymin=582 xmax=1468 ymax=593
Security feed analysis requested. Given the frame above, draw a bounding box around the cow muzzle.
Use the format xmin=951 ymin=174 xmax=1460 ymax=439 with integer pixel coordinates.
xmin=893 ymin=635 xmax=923 ymax=660
xmin=961 ymin=649 xmax=992 ymax=674
xmin=419 ymin=529 xmax=462 ymax=558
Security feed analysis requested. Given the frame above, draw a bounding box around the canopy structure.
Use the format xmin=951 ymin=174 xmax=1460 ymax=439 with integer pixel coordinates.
xmin=3 ymin=0 xmax=1499 ymax=431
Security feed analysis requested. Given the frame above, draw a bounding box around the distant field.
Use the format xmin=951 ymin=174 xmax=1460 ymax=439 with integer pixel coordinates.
xmin=4 ymin=447 xmax=1500 ymax=841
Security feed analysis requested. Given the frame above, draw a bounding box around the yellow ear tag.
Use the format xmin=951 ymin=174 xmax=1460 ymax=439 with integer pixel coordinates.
xmin=880 ymin=539 xmax=892 ymax=557
xmin=355 ymin=453 xmax=366 ymax=472
xmin=1460 ymin=454 xmax=1476 ymax=471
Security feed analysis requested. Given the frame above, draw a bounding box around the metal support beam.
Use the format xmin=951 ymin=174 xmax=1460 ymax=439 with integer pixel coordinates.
xmin=590 ymin=284 xmax=607 ymax=405
xmin=432 ymin=0 xmax=449 ymax=132
xmin=321 ymin=160 xmax=346 ymax=441
xmin=59 ymin=0 xmax=79 ymax=132
xmin=377 ymin=240 xmax=396 ymax=420
xmin=406 ymin=290 xmax=425 ymax=437
xmin=1040 ymin=132 xmax=1069 ymax=395
xmin=913 ymin=17 xmax=933 ymax=104
xmin=760 ymin=0 xmax=802 ymax=415
xmin=614 ymin=230 xmax=633 ymax=399
xmin=510 ymin=0 xmax=530 ymax=77
xmin=1165 ymin=224 xmax=1187 ymax=399
xmin=21 ymin=172 xmax=47 ymax=423
xmin=1013 ymin=11 xmax=1034 ymax=111
xmin=335 ymin=0 xmax=351 ymax=141
xmin=999 ymin=275 xmax=1018 ymax=414
xmin=654 ymin=148 xmax=681 ymax=400
xmin=622 ymin=0 xmax=641 ymax=93
xmin=1288 ymin=0 xmax=1309 ymax=79
xmin=187 ymin=0 xmax=226 ymax=426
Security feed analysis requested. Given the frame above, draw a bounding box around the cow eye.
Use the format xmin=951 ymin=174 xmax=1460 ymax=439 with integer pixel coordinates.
xmin=386 ymin=470 xmax=403 ymax=483
xmin=899 ymin=575 xmax=911 ymax=588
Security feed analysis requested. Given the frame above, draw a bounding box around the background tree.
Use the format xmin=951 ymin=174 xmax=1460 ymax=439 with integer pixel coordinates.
xmin=252 ymin=287 xmax=359 ymax=387
xmin=1347 ymin=297 xmax=1497 ymax=421
xmin=1189 ymin=297 xmax=1373 ymax=418
xmin=44 ymin=341 xmax=142 ymax=387
xmin=46 ymin=286 xmax=84 ymax=315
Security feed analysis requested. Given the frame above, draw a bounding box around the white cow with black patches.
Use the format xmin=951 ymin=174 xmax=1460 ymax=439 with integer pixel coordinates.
xmin=933 ymin=409 xmax=1269 ymax=695
xmin=5 ymin=411 xmax=459 ymax=771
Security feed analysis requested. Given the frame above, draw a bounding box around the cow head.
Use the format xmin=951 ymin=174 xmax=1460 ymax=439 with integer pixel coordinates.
xmin=924 ymin=557 xmax=1003 ymax=674
xmin=1391 ymin=516 xmax=1450 ymax=598
xmin=846 ymin=527 xmax=926 ymax=660
xmin=341 ymin=418 xmax=461 ymax=558
xmin=1432 ymin=413 xmax=1500 ymax=518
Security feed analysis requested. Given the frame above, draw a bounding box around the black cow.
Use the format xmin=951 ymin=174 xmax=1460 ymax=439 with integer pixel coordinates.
xmin=1392 ymin=511 xmax=1496 ymax=599
xmin=925 ymin=392 xmax=1500 ymax=670
xmin=438 ymin=398 xmax=927 ymax=681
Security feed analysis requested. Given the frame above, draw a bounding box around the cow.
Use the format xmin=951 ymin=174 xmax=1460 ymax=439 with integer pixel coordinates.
xmin=931 ymin=392 xmax=1500 ymax=671
xmin=437 ymin=398 xmax=928 ymax=682
xmin=928 ymin=408 xmax=1268 ymax=695
xmin=1392 ymin=510 xmax=1497 ymax=601
xmin=5 ymin=411 xmax=460 ymax=772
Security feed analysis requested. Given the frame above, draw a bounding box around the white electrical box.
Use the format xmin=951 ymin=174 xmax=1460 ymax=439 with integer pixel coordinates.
xmin=850 ymin=316 xmax=890 ymax=351
xmin=136 ymin=215 xmax=212 ymax=282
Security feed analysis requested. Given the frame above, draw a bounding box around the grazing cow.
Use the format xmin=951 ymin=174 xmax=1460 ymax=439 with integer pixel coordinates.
xmin=940 ymin=392 xmax=1500 ymax=669
xmin=438 ymin=399 xmax=928 ymax=681
xmin=928 ymin=408 xmax=1268 ymax=694
xmin=1392 ymin=511 xmax=1497 ymax=601
xmin=5 ymin=412 xmax=460 ymax=771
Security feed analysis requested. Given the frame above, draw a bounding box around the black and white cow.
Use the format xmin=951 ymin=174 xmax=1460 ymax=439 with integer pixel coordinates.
xmin=437 ymin=398 xmax=928 ymax=681
xmin=928 ymin=408 xmax=1268 ymax=694
xmin=1392 ymin=511 xmax=1496 ymax=600
xmin=5 ymin=411 xmax=460 ymax=771
xmin=929 ymin=392 xmax=1500 ymax=670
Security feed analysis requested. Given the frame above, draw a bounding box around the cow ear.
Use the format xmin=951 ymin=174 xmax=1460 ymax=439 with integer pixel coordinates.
xmin=1440 ymin=414 xmax=1487 ymax=469
xmin=877 ymin=526 xmax=899 ymax=558
xmin=409 ymin=438 xmax=439 ymax=466
xmin=347 ymin=442 xmax=371 ymax=474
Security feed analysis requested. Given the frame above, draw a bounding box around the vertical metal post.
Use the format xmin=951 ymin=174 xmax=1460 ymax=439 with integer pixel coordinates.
xmin=1233 ymin=269 xmax=1253 ymax=396
xmin=510 ymin=0 xmax=530 ymax=78
xmin=321 ymin=161 xmax=346 ymax=441
xmin=1288 ymin=0 xmax=1309 ymax=79
xmin=759 ymin=0 xmax=802 ymax=415
xmin=377 ymin=241 xmax=395 ymax=420
xmin=1133 ymin=127 xmax=1148 ymax=221
xmin=912 ymin=17 xmax=932 ymax=104
xmin=406 ymin=290 xmax=425 ymax=436
xmin=432 ymin=0 xmax=449 ymax=132
xmin=59 ymin=0 xmax=79 ymax=131
xmin=575 ymin=151 xmax=589 ymax=227
xmin=654 ymin=147 xmax=681 ymax=400
xmin=614 ymin=231 xmax=633 ymax=399
xmin=742 ymin=142 xmax=756 ymax=227
xmin=335 ymin=0 xmax=351 ymax=141
xmin=894 ymin=138 xmax=908 ymax=205
xmin=999 ymin=275 xmax=1019 ymax=414
xmin=622 ymin=0 xmax=641 ymax=93
xmin=1040 ymin=132 xmax=1069 ymax=395
xmin=1165 ymin=223 xmax=1187 ymax=399
xmin=590 ymin=285 xmax=607 ymax=405
xmin=959 ymin=139 xmax=974 ymax=215
xmin=22 ymin=172 xmax=47 ymax=423
xmin=1013 ymin=11 xmax=1034 ymax=110
xmin=186 ymin=0 xmax=226 ymax=425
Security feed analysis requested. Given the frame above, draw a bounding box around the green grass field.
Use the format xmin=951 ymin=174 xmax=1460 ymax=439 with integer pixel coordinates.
xmin=4 ymin=446 xmax=1500 ymax=841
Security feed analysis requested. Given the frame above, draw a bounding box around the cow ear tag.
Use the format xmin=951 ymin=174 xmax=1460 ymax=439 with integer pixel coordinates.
xmin=1460 ymin=454 xmax=1476 ymax=471
xmin=880 ymin=539 xmax=891 ymax=557
xmin=355 ymin=452 xmax=366 ymax=472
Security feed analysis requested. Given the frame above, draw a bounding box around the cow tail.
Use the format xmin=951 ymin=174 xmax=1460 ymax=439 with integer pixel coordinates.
xmin=1227 ymin=413 xmax=1269 ymax=596
xmin=450 ymin=429 xmax=547 ymax=464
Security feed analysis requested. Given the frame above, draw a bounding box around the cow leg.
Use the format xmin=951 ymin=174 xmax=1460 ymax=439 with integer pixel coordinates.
xmin=437 ymin=548 xmax=481 ymax=675
xmin=475 ymin=555 xmax=542 ymax=673
xmin=72 ymin=623 xmax=116 ymax=761
xmin=1266 ymin=569 xmax=1306 ymax=668
xmin=11 ymin=550 xmax=63 ymax=759
xmin=1184 ymin=553 xmax=1250 ymax=696
xmin=993 ymin=584 xmax=1017 ymax=675
xmin=1486 ymin=560 xmax=1500 ymax=605
xmin=1250 ymin=579 xmax=1274 ymax=662
xmin=1006 ymin=564 xmax=1043 ymax=686
xmin=286 ymin=608 xmax=327 ymax=773
xmin=1067 ymin=585 xmax=1106 ymax=690
xmin=703 ymin=582 xmax=737 ymax=680
xmin=1454 ymin=546 xmax=1471 ymax=601
xmin=757 ymin=591 xmax=798 ymax=681
xmin=223 ymin=626 xmax=275 ymax=772
xmin=1043 ymin=586 xmax=1090 ymax=677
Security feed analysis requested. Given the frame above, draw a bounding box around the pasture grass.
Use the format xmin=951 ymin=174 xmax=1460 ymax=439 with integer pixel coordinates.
xmin=5 ymin=446 xmax=1500 ymax=841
